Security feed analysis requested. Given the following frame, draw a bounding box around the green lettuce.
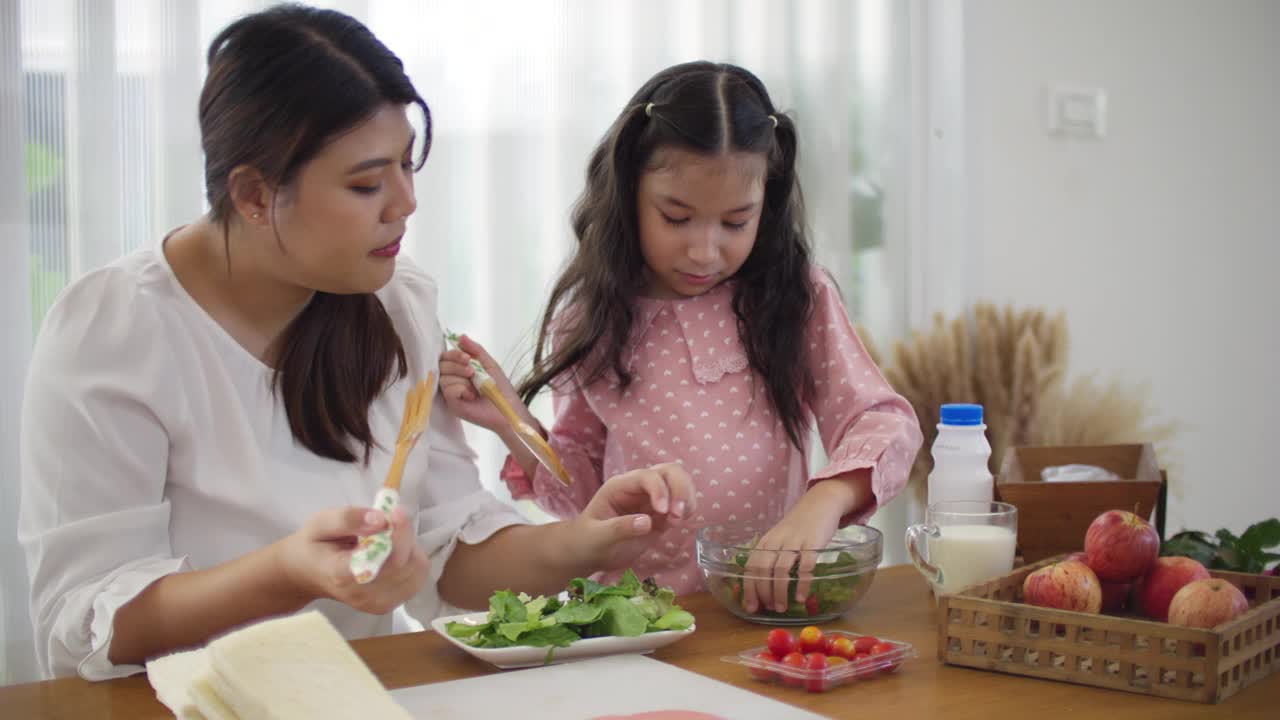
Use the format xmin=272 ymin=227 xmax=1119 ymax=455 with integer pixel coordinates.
xmin=444 ymin=570 xmax=695 ymax=655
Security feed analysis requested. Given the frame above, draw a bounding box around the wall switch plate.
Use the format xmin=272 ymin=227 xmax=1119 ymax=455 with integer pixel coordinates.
xmin=1047 ymin=85 xmax=1107 ymax=138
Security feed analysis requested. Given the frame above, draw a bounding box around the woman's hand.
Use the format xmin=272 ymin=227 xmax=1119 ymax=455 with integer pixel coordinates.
xmin=569 ymin=463 xmax=697 ymax=572
xmin=276 ymin=505 xmax=429 ymax=615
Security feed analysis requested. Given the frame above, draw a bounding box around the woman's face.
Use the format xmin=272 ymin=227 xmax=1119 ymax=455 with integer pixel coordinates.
xmin=263 ymin=103 xmax=418 ymax=295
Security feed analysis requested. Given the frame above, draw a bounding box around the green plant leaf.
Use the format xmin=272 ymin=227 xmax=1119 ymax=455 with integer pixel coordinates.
xmin=445 ymin=621 xmax=484 ymax=641
xmin=551 ymin=600 xmax=605 ymax=626
xmin=1214 ymin=546 xmax=1242 ymax=570
xmin=1165 ymin=530 xmax=1214 ymax=545
xmin=489 ymin=590 xmax=526 ymax=623
xmin=653 ymin=587 xmax=676 ymax=618
xmin=651 ymin=608 xmax=695 ymax=631
xmin=629 ymin=595 xmax=661 ymax=623
xmin=509 ymin=624 xmax=579 ymax=648
xmin=523 ymin=595 xmax=550 ymax=620
xmin=467 ymin=572 xmax=693 ymax=650
xmin=615 ymin=569 xmax=643 ymax=596
xmin=1161 ymin=532 xmax=1217 ymax=567
xmin=1240 ymin=519 xmax=1280 ymax=552
xmin=568 ymin=577 xmax=611 ymax=601
xmin=586 ymin=595 xmax=649 ymax=638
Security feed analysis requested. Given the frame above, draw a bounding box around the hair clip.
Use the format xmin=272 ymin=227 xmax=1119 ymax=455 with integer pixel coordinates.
xmin=645 ymin=102 xmax=655 ymax=117
xmin=768 ymin=115 xmax=778 ymax=129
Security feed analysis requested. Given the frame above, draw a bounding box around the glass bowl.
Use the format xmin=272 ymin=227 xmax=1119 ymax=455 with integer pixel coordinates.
xmin=697 ymin=523 xmax=882 ymax=625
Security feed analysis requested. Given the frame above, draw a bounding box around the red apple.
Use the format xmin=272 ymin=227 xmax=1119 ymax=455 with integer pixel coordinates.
xmin=1084 ymin=510 xmax=1159 ymax=581
xmin=1100 ymin=580 xmax=1132 ymax=614
xmin=1065 ymin=551 xmax=1087 ymax=563
xmin=1023 ymin=560 xmax=1102 ymax=614
xmin=1134 ymin=556 xmax=1211 ymax=622
xmin=1168 ymin=579 xmax=1249 ymax=628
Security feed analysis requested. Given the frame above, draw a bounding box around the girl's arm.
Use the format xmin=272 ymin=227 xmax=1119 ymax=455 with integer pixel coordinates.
xmin=440 ymin=334 xmax=606 ymax=518
xmin=740 ymin=268 xmax=923 ymax=616
xmin=501 ymin=375 xmax=607 ymax=518
xmin=753 ymin=268 xmax=923 ymax=542
xmin=803 ymin=268 xmax=923 ymax=524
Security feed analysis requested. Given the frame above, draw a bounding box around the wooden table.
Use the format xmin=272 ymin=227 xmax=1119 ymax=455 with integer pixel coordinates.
xmin=2 ymin=565 xmax=1276 ymax=719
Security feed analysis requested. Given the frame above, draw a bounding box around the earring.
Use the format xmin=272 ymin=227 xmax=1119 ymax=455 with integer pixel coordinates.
xmin=252 ymin=212 xmax=262 ymax=219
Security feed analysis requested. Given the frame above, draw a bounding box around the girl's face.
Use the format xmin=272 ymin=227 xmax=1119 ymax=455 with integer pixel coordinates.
xmin=636 ymin=148 xmax=766 ymax=300
xmin=259 ymin=103 xmax=418 ymax=295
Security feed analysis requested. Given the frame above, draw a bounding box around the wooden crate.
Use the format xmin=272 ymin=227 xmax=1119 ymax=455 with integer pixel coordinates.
xmin=996 ymin=444 xmax=1164 ymax=562
xmin=938 ymin=556 xmax=1280 ymax=703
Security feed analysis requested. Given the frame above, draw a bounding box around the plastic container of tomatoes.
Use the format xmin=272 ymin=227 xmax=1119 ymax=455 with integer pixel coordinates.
xmin=722 ymin=626 xmax=916 ymax=693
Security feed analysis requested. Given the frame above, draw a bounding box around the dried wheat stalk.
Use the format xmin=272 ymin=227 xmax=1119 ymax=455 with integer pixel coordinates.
xmin=861 ymin=301 xmax=1181 ymax=513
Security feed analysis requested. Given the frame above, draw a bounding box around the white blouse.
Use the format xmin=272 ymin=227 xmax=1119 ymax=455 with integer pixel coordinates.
xmin=18 ymin=248 xmax=526 ymax=680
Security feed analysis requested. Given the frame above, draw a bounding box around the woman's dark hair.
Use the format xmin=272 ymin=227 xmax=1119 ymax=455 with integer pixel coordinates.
xmin=518 ymin=61 xmax=816 ymax=450
xmin=201 ymin=4 xmax=431 ymax=463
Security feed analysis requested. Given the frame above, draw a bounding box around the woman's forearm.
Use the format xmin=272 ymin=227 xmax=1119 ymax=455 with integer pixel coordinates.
xmin=436 ymin=521 xmax=592 ymax=609
xmin=108 ymin=541 xmax=313 ymax=666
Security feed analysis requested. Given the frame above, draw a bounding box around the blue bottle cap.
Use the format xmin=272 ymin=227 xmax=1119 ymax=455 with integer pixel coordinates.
xmin=940 ymin=403 xmax=983 ymax=426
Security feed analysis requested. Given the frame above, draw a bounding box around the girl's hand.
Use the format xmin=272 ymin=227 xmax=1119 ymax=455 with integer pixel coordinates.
xmin=570 ymin=463 xmax=697 ymax=572
xmin=741 ymin=482 xmax=847 ymax=615
xmin=276 ymin=506 xmax=430 ymax=615
xmin=438 ymin=334 xmax=533 ymax=434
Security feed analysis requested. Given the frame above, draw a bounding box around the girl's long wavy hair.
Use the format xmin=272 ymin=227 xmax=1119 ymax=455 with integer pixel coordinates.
xmin=518 ymin=61 xmax=817 ymax=449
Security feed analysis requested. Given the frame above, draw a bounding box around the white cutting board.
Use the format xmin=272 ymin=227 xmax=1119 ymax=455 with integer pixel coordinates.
xmin=389 ymin=653 xmax=826 ymax=719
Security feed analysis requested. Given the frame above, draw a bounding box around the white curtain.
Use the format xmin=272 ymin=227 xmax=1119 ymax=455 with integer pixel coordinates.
xmin=1 ymin=0 xmax=911 ymax=685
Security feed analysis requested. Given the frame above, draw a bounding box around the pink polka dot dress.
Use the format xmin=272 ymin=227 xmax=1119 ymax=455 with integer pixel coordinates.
xmin=502 ymin=267 xmax=923 ymax=594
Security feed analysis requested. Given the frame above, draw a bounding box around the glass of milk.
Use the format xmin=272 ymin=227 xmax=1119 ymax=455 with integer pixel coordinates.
xmin=906 ymin=500 xmax=1017 ymax=597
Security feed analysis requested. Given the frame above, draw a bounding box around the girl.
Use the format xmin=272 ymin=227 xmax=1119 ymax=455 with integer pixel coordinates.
xmin=441 ymin=62 xmax=922 ymax=615
xmin=18 ymin=5 xmax=693 ymax=681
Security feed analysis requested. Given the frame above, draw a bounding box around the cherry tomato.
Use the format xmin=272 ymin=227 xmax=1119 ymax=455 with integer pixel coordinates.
xmin=749 ymin=651 xmax=778 ymax=681
xmin=798 ymin=625 xmax=824 ymax=654
xmin=829 ymin=636 xmax=855 ymax=659
xmin=804 ymin=652 xmax=828 ymax=693
xmin=805 ymin=594 xmax=820 ymax=616
xmin=852 ymin=635 xmax=879 ymax=655
xmin=819 ymin=634 xmax=837 ymax=655
xmin=780 ymin=652 xmax=807 ymax=687
xmin=728 ymin=578 xmax=743 ymax=605
xmin=766 ymin=628 xmax=796 ymax=659
xmin=870 ymin=641 xmax=901 ymax=672
xmin=825 ymin=655 xmax=850 ymax=686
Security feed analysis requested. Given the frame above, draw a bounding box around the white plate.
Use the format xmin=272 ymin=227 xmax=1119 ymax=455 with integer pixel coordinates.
xmin=430 ymin=611 xmax=696 ymax=669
